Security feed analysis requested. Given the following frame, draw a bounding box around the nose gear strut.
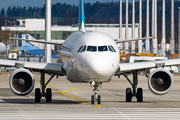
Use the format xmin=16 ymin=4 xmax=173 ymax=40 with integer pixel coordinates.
xmin=90 ymin=81 xmax=102 ymax=104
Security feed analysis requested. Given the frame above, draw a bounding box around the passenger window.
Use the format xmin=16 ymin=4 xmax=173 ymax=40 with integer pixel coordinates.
xmin=87 ymin=46 xmax=97 ymax=52
xmin=108 ymin=46 xmax=114 ymax=52
xmin=77 ymin=46 xmax=83 ymax=53
xmin=80 ymin=46 xmax=86 ymax=52
xmin=98 ymin=46 xmax=108 ymax=52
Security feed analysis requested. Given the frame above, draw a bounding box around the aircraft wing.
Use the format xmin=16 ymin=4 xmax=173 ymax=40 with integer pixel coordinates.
xmin=115 ymin=58 xmax=180 ymax=75
xmin=10 ymin=37 xmax=70 ymax=50
xmin=115 ymin=37 xmax=153 ymax=43
xmin=0 ymin=59 xmax=65 ymax=75
xmin=115 ymin=62 xmax=156 ymax=74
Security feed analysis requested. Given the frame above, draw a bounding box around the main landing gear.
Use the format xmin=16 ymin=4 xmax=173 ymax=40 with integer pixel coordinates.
xmin=123 ymin=70 xmax=143 ymax=102
xmin=90 ymin=82 xmax=102 ymax=104
xmin=35 ymin=71 xmax=55 ymax=103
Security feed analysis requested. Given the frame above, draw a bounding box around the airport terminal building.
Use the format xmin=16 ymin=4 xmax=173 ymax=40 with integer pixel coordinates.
xmin=1 ymin=19 xmax=139 ymax=51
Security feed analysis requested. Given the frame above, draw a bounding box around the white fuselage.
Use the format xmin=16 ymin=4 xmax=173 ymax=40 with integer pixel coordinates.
xmin=62 ymin=31 xmax=119 ymax=83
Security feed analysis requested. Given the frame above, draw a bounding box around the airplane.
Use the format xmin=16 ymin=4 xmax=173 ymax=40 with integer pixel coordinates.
xmin=3 ymin=0 xmax=180 ymax=104
xmin=0 ymin=42 xmax=6 ymax=53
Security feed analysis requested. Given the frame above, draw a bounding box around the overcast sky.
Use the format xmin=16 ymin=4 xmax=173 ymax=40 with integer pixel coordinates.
xmin=0 ymin=0 xmax=130 ymax=10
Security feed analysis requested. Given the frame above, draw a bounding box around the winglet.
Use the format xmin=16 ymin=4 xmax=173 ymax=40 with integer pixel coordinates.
xmin=78 ymin=0 xmax=86 ymax=33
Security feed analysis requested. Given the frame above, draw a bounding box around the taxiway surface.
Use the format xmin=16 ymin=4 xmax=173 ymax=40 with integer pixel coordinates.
xmin=0 ymin=72 xmax=180 ymax=119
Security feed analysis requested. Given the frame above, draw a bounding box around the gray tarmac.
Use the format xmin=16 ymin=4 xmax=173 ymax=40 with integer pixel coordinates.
xmin=0 ymin=72 xmax=180 ymax=119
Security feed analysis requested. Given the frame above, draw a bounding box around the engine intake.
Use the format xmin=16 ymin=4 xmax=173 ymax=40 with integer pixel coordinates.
xmin=148 ymin=68 xmax=173 ymax=95
xmin=9 ymin=68 xmax=35 ymax=96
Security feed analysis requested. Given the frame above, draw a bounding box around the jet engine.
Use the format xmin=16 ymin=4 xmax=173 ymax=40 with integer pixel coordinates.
xmin=9 ymin=68 xmax=35 ymax=96
xmin=148 ymin=68 xmax=173 ymax=95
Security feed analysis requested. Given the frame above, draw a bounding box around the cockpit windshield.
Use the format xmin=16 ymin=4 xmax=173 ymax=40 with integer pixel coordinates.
xmin=108 ymin=45 xmax=116 ymax=52
xmin=77 ymin=45 xmax=116 ymax=53
xmin=98 ymin=46 xmax=108 ymax=52
xmin=108 ymin=45 xmax=113 ymax=52
xmin=87 ymin=46 xmax=97 ymax=52
xmin=80 ymin=46 xmax=86 ymax=52
xmin=111 ymin=45 xmax=116 ymax=52
xmin=77 ymin=45 xmax=83 ymax=52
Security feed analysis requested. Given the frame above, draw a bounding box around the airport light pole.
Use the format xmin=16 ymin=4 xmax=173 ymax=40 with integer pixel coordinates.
xmin=119 ymin=0 xmax=122 ymax=50
xmin=132 ymin=0 xmax=135 ymax=53
xmin=138 ymin=0 xmax=142 ymax=53
xmin=162 ymin=0 xmax=166 ymax=57
xmin=125 ymin=0 xmax=129 ymax=53
xmin=154 ymin=0 xmax=157 ymax=54
xmin=170 ymin=0 xmax=174 ymax=54
xmin=146 ymin=0 xmax=149 ymax=53
xmin=45 ymin=0 xmax=51 ymax=63
xmin=152 ymin=0 xmax=154 ymax=53
xmin=152 ymin=0 xmax=154 ymax=42
xmin=178 ymin=7 xmax=180 ymax=73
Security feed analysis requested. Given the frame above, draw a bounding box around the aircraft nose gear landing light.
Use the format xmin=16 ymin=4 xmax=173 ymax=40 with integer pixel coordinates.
xmin=90 ymin=81 xmax=102 ymax=104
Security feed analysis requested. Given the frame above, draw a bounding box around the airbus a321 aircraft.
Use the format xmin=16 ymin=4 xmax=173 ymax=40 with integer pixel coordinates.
xmin=4 ymin=0 xmax=180 ymax=104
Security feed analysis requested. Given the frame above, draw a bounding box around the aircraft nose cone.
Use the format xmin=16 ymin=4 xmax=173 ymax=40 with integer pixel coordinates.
xmin=91 ymin=60 xmax=109 ymax=76
xmin=87 ymin=56 xmax=116 ymax=79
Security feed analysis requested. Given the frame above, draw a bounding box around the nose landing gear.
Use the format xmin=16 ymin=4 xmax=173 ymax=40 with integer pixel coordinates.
xmin=90 ymin=82 xmax=102 ymax=104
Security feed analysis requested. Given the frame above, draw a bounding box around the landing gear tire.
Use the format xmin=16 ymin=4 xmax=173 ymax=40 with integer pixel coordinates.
xmin=46 ymin=88 xmax=52 ymax=103
xmin=91 ymin=95 xmax=94 ymax=104
xmin=126 ymin=88 xmax=132 ymax=102
xmin=137 ymin=88 xmax=143 ymax=102
xmin=35 ymin=88 xmax=41 ymax=103
xmin=98 ymin=95 xmax=101 ymax=104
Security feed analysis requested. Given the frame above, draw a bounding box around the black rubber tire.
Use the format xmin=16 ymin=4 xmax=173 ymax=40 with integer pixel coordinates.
xmin=126 ymin=88 xmax=132 ymax=102
xmin=137 ymin=88 xmax=143 ymax=102
xmin=35 ymin=88 xmax=41 ymax=103
xmin=98 ymin=95 xmax=101 ymax=104
xmin=91 ymin=95 xmax=94 ymax=104
xmin=46 ymin=88 xmax=52 ymax=103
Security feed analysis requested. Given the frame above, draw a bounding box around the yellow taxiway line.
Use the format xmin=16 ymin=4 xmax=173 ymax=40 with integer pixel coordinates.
xmin=43 ymin=81 xmax=102 ymax=107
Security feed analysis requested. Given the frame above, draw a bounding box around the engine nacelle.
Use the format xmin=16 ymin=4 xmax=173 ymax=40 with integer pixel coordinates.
xmin=148 ymin=68 xmax=173 ymax=95
xmin=9 ymin=68 xmax=35 ymax=96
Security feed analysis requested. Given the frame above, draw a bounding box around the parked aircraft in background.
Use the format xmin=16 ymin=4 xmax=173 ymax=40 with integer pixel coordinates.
xmin=2 ymin=0 xmax=180 ymax=104
xmin=0 ymin=42 xmax=6 ymax=53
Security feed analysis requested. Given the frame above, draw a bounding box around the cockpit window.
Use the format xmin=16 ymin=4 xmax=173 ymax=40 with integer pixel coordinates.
xmin=87 ymin=46 xmax=97 ymax=52
xmin=111 ymin=46 xmax=116 ymax=52
xmin=98 ymin=46 xmax=108 ymax=52
xmin=108 ymin=45 xmax=116 ymax=53
xmin=108 ymin=46 xmax=113 ymax=52
xmin=77 ymin=46 xmax=83 ymax=53
xmin=80 ymin=46 xmax=86 ymax=52
xmin=78 ymin=45 xmax=115 ymax=53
